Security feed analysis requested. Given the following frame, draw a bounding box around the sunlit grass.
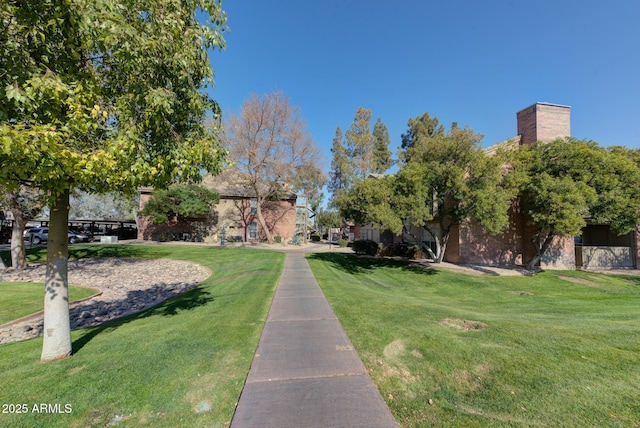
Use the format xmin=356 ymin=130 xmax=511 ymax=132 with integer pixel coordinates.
xmin=307 ymin=253 xmax=640 ymax=427
xmin=0 ymin=282 xmax=96 ymax=325
xmin=0 ymin=245 xmax=284 ymax=428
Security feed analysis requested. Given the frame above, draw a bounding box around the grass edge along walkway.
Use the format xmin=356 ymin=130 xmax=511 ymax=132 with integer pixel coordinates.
xmin=0 ymin=244 xmax=284 ymax=428
xmin=307 ymin=252 xmax=640 ymax=427
xmin=231 ymin=251 xmax=397 ymax=427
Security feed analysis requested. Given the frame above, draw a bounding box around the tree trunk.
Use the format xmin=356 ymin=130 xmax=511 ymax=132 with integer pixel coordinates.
xmin=527 ymin=231 xmax=555 ymax=271
xmin=255 ymin=202 xmax=273 ymax=244
xmin=435 ymin=234 xmax=449 ymax=264
xmin=41 ymin=189 xmax=72 ymax=362
xmin=432 ymin=221 xmax=453 ymax=264
xmin=9 ymin=199 xmax=27 ymax=269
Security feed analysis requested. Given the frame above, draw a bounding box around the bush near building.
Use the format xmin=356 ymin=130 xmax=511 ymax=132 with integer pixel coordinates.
xmin=352 ymin=239 xmax=380 ymax=256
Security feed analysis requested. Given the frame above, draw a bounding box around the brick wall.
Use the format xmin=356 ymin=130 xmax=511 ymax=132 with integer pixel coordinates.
xmin=634 ymin=226 xmax=640 ymax=269
xmin=517 ymin=103 xmax=570 ymax=145
xmin=444 ymin=224 xmax=461 ymax=263
xmin=540 ymin=235 xmax=576 ymax=270
xmin=458 ymin=206 xmax=525 ymax=266
xmin=137 ymin=190 xmax=297 ymax=243
xmin=260 ymin=199 xmax=297 ymax=242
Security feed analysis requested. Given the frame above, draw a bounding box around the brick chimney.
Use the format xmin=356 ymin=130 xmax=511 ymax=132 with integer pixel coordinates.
xmin=516 ymin=102 xmax=571 ymax=145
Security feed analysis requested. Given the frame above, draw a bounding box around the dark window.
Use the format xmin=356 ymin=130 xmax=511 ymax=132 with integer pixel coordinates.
xmin=248 ymin=222 xmax=258 ymax=239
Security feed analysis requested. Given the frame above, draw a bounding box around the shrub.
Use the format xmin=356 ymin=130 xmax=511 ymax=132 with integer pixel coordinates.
xmin=378 ymin=245 xmax=394 ymax=257
xmin=310 ymin=234 xmax=321 ymax=242
xmin=274 ymin=235 xmax=282 ymax=243
xmin=352 ymin=240 xmax=380 ymax=256
xmin=407 ymin=245 xmax=426 ymax=260
xmin=337 ymin=239 xmax=348 ymax=248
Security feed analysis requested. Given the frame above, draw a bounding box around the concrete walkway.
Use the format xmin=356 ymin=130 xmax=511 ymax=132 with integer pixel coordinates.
xmin=231 ymin=252 xmax=398 ymax=428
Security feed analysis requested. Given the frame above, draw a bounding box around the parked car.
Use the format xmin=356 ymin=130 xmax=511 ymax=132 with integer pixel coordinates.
xmin=24 ymin=227 xmax=92 ymax=244
xmin=69 ymin=226 xmax=94 ymax=242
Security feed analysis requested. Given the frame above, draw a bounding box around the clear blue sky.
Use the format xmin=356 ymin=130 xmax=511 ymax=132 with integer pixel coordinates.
xmin=208 ymin=0 xmax=640 ymax=173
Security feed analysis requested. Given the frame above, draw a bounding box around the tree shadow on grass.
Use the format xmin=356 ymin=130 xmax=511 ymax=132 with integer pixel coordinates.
xmin=611 ymin=274 xmax=640 ymax=287
xmin=68 ymin=245 xmax=173 ymax=261
xmin=2 ymin=244 xmax=175 ymax=266
xmin=307 ymin=252 xmax=438 ymax=276
xmin=72 ymin=286 xmax=214 ymax=354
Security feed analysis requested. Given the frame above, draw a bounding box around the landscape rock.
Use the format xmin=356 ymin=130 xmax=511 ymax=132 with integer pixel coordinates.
xmin=0 ymin=258 xmax=211 ymax=344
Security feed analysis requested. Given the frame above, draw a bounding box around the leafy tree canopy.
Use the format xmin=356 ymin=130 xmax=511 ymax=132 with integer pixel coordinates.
xmin=399 ymin=112 xmax=445 ymax=161
xmin=1 ymin=0 xmax=227 ymax=197
xmin=339 ymin=117 xmax=517 ymax=263
xmin=327 ymin=126 xmax=351 ymax=206
xmin=328 ymin=108 xmax=391 ymax=206
xmin=518 ymin=138 xmax=640 ymax=268
xmin=0 ymin=0 xmax=227 ymax=362
xmin=315 ymin=209 xmax=343 ymax=230
xmin=142 ymin=184 xmax=219 ymax=225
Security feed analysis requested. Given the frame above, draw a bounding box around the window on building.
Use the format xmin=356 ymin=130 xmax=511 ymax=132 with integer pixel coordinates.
xmin=248 ymin=222 xmax=258 ymax=239
xmin=250 ymin=198 xmax=257 ymax=215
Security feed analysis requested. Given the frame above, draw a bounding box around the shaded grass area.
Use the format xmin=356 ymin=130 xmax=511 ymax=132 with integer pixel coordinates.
xmin=0 ymin=282 xmax=96 ymax=325
xmin=0 ymin=245 xmax=284 ymax=428
xmin=307 ymin=253 xmax=640 ymax=427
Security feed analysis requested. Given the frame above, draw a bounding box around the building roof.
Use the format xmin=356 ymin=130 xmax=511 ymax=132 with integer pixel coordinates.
xmin=202 ymin=168 xmax=297 ymax=200
xmin=483 ymin=136 xmax=521 ymax=156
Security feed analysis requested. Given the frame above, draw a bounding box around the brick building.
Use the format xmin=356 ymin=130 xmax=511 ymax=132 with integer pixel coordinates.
xmin=137 ymin=168 xmax=298 ymax=243
xmin=361 ymin=103 xmax=640 ymax=270
xmin=448 ymin=102 xmax=639 ymax=269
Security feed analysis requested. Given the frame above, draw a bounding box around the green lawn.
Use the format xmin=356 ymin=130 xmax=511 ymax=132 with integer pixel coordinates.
xmin=0 ymin=244 xmax=284 ymax=428
xmin=0 ymin=282 xmax=97 ymax=325
xmin=307 ymin=253 xmax=640 ymax=427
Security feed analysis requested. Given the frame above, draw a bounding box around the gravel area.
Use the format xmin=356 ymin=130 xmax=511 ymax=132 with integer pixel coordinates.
xmin=0 ymin=258 xmax=211 ymax=344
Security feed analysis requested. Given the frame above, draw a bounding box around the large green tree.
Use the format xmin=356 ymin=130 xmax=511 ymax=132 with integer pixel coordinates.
xmin=0 ymin=0 xmax=227 ymax=361
xmin=518 ymin=138 xmax=640 ymax=269
xmin=339 ymin=119 xmax=518 ymax=263
xmin=141 ymin=183 xmax=219 ymax=225
xmin=328 ymin=108 xmax=391 ymax=207
xmin=327 ymin=127 xmax=351 ymax=207
xmin=335 ymin=174 xmax=400 ymax=235
xmin=316 ymin=209 xmax=342 ymax=231
xmin=344 ymin=107 xmax=391 ymax=179
xmin=372 ymin=117 xmax=392 ymax=173
xmin=399 ymin=112 xmax=444 ymax=162
xmin=399 ymin=122 xmax=518 ymax=262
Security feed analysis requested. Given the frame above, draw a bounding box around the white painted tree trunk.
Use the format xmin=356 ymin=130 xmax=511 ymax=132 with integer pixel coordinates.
xmin=41 ymin=189 xmax=72 ymax=362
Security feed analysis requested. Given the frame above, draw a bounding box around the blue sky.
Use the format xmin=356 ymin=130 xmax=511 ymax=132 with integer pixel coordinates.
xmin=208 ymin=0 xmax=640 ymax=174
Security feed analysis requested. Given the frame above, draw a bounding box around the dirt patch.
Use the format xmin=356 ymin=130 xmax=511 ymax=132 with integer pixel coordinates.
xmin=441 ymin=318 xmax=488 ymax=331
xmin=67 ymin=365 xmax=86 ymax=376
xmin=510 ymin=290 xmax=534 ymax=296
xmin=558 ymin=276 xmax=600 ymax=287
xmin=410 ymin=349 xmax=424 ymax=359
xmin=452 ymin=363 xmax=491 ymax=393
xmin=383 ymin=339 xmax=405 ymax=360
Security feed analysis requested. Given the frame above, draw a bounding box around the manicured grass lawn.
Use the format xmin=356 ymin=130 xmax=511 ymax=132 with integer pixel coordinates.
xmin=0 ymin=282 xmax=97 ymax=325
xmin=307 ymin=253 xmax=640 ymax=427
xmin=0 ymin=244 xmax=284 ymax=428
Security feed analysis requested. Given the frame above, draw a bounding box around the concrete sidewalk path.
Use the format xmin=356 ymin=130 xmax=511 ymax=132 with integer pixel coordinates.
xmin=231 ymin=252 xmax=398 ymax=428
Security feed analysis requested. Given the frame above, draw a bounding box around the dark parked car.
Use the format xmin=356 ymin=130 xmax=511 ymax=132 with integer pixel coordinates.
xmin=24 ymin=227 xmax=92 ymax=244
